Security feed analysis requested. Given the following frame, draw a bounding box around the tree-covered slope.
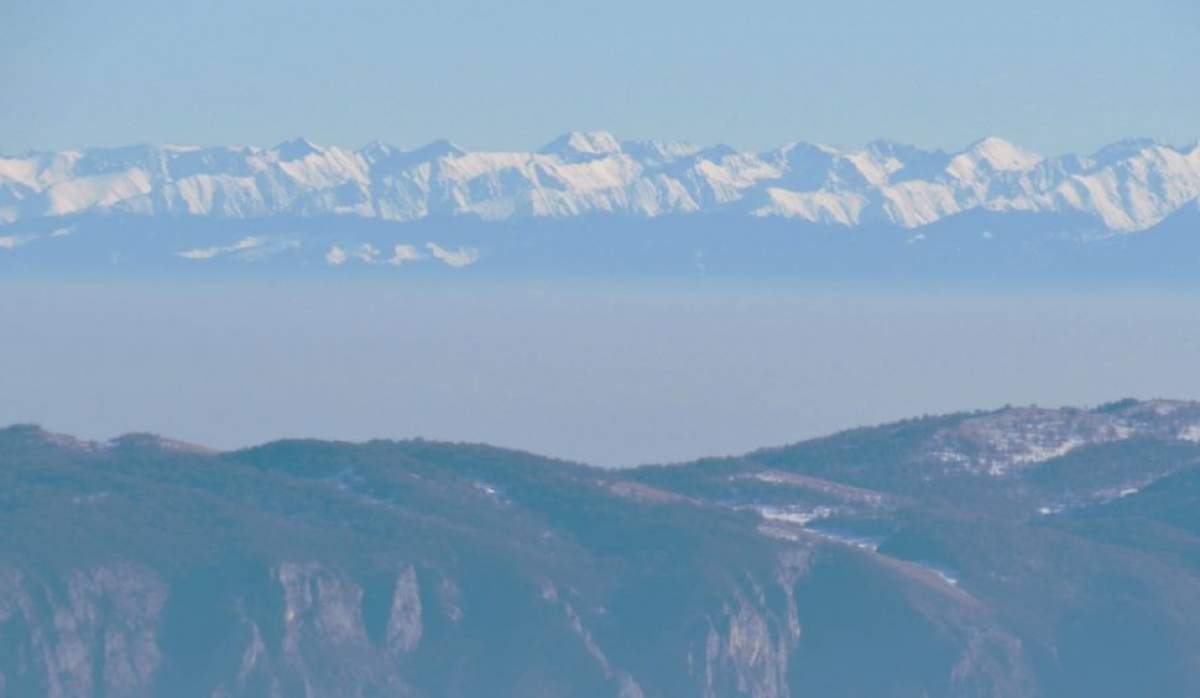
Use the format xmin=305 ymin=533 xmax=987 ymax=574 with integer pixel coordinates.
xmin=3 ymin=399 xmax=1200 ymax=696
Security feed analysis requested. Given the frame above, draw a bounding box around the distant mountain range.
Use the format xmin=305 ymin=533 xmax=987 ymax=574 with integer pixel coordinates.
xmin=3 ymin=133 xmax=1199 ymax=279
xmin=4 ymin=399 xmax=1200 ymax=696
xmin=3 ymin=132 xmax=1198 ymax=231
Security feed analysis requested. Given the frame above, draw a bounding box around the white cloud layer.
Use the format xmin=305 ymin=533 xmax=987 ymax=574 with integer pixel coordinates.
xmin=323 ymin=241 xmax=476 ymax=268
xmin=426 ymin=242 xmax=480 ymax=268
xmin=325 ymin=245 xmax=348 ymax=265
xmin=388 ymin=244 xmax=423 ymax=265
xmin=177 ymin=236 xmax=263 ymax=260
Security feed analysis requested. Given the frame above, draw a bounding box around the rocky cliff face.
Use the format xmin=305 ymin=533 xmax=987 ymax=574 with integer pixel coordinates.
xmin=3 ymin=400 xmax=1200 ymax=696
xmin=0 ymin=555 xmax=846 ymax=697
xmin=0 ymin=564 xmax=166 ymax=697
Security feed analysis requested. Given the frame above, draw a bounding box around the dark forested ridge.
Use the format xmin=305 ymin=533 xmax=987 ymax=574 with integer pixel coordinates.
xmin=4 ymin=399 xmax=1200 ymax=696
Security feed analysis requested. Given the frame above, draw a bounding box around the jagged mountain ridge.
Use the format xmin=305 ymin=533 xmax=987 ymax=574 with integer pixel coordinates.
xmin=2 ymin=133 xmax=1199 ymax=233
xmin=5 ymin=399 xmax=1200 ymax=696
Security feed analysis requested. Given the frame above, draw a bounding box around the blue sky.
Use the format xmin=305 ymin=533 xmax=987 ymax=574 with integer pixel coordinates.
xmin=2 ymin=0 xmax=1197 ymax=154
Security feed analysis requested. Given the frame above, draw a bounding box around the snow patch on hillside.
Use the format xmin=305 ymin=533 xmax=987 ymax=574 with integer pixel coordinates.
xmin=925 ymin=401 xmax=1200 ymax=475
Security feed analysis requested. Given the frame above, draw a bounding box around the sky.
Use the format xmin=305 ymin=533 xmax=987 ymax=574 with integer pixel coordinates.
xmin=2 ymin=0 xmax=1197 ymax=155
xmin=3 ymin=1 xmax=1198 ymax=464
xmin=3 ymin=283 xmax=1198 ymax=467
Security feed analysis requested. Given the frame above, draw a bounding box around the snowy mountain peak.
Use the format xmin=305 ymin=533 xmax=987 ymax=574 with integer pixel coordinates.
xmin=1089 ymin=137 xmax=1169 ymax=164
xmin=358 ymin=140 xmax=395 ymax=160
xmin=865 ymin=139 xmax=940 ymax=161
xmin=273 ymin=137 xmax=324 ymax=161
xmin=2 ymin=134 xmax=1198 ymax=233
xmin=417 ymin=138 xmax=465 ymax=158
xmin=358 ymin=138 xmax=464 ymax=172
xmin=957 ymin=137 xmax=1043 ymax=172
xmin=541 ymin=131 xmax=623 ymax=159
xmin=620 ymin=139 xmax=702 ymax=166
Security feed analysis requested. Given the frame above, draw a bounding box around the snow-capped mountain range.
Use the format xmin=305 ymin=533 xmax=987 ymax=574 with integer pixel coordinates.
xmin=3 ymin=132 xmax=1199 ymax=233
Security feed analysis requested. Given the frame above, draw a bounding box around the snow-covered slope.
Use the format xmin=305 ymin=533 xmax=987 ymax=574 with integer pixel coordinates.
xmin=2 ymin=133 xmax=1198 ymax=232
xmin=923 ymin=400 xmax=1200 ymax=476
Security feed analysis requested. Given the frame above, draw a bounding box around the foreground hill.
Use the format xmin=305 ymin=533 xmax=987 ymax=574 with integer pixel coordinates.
xmin=3 ymin=399 xmax=1200 ymax=696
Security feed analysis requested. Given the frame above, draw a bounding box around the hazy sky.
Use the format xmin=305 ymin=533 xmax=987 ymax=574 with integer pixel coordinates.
xmin=3 ymin=0 xmax=1197 ymax=154
xmin=3 ymin=283 xmax=1197 ymax=467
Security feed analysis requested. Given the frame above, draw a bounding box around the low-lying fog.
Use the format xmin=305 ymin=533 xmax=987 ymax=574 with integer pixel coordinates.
xmin=2 ymin=281 xmax=1196 ymax=467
